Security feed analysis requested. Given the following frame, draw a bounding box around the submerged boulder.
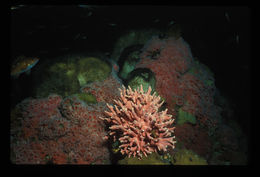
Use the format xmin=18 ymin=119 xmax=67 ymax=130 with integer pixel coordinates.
xmin=118 ymin=152 xmax=170 ymax=165
xmin=172 ymin=149 xmax=208 ymax=165
xmin=33 ymin=55 xmax=111 ymax=98
xmin=126 ymin=68 xmax=156 ymax=93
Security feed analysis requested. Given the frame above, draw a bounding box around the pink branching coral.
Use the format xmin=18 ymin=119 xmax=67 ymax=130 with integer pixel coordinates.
xmin=100 ymin=85 xmax=176 ymax=159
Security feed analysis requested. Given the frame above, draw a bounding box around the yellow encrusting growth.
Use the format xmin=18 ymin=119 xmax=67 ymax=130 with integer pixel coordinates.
xmin=172 ymin=149 xmax=208 ymax=165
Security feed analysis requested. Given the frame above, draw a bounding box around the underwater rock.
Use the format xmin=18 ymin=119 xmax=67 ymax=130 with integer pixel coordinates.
xmin=126 ymin=68 xmax=156 ymax=93
xmin=136 ymin=35 xmax=222 ymax=133
xmin=11 ymin=94 xmax=110 ymax=164
xmin=174 ymin=123 xmax=212 ymax=159
xmin=176 ymin=108 xmax=196 ymax=125
xmin=172 ymin=149 xmax=208 ymax=165
xmin=208 ymin=149 xmax=248 ymax=165
xmin=118 ymin=152 xmax=170 ymax=165
xmin=187 ymin=59 xmax=215 ymax=89
xmin=136 ymin=35 xmax=193 ymax=116
xmin=76 ymin=57 xmax=111 ymax=87
xmin=81 ymin=75 xmax=122 ymax=104
xmin=214 ymin=89 xmax=235 ymax=121
xmin=215 ymin=124 xmax=240 ymax=151
xmin=33 ymin=55 xmax=111 ymax=98
xmin=73 ymin=92 xmax=97 ymax=104
xmin=111 ymin=29 xmax=162 ymax=62
xmin=33 ymin=58 xmax=78 ymax=98
xmin=118 ymin=44 xmax=143 ymax=80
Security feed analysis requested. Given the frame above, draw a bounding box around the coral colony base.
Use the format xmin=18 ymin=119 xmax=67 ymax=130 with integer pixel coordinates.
xmin=100 ymin=85 xmax=176 ymax=159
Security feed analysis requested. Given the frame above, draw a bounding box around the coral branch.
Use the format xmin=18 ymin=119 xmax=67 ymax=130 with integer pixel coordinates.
xmin=101 ymin=85 xmax=176 ymax=159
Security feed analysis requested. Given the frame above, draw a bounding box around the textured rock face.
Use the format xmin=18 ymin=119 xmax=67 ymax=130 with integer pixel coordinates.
xmin=11 ymin=94 xmax=110 ymax=164
xmin=33 ymin=56 xmax=111 ymax=98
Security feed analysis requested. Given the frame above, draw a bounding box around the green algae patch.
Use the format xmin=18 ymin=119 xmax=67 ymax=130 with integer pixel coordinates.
xmin=75 ymin=92 xmax=97 ymax=104
xmin=118 ymin=152 xmax=170 ymax=165
xmin=32 ymin=55 xmax=111 ymax=98
xmin=77 ymin=57 xmax=111 ymax=87
xmin=172 ymin=149 xmax=208 ymax=165
xmin=177 ymin=108 xmax=196 ymax=125
xmin=128 ymin=74 xmax=153 ymax=93
xmin=127 ymin=68 xmax=156 ymax=93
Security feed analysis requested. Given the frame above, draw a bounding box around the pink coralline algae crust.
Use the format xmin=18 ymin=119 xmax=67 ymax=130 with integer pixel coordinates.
xmin=11 ymin=94 xmax=110 ymax=164
xmin=15 ymin=94 xmax=64 ymax=141
xmin=174 ymin=123 xmax=212 ymax=158
xmin=136 ymin=36 xmax=221 ymax=130
xmin=81 ymin=75 xmax=122 ymax=104
xmin=136 ymin=36 xmax=193 ymax=116
xmin=101 ymin=85 xmax=176 ymax=159
xmin=59 ymin=96 xmax=110 ymax=164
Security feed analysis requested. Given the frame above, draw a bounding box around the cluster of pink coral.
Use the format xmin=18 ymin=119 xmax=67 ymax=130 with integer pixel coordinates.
xmin=100 ymin=85 xmax=176 ymax=159
xmin=136 ymin=36 xmax=221 ymax=130
xmin=11 ymin=93 xmax=110 ymax=164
